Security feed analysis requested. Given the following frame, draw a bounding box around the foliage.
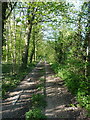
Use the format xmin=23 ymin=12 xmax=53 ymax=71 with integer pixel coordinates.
xmin=36 ymin=83 xmax=44 ymax=91
xmin=2 ymin=1 xmax=90 ymax=118
xmin=26 ymin=108 xmax=46 ymax=120
xmin=51 ymin=61 xmax=90 ymax=116
xmin=31 ymin=93 xmax=47 ymax=108
xmin=2 ymin=62 xmax=36 ymax=98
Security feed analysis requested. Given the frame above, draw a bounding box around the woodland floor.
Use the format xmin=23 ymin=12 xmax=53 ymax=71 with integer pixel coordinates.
xmin=2 ymin=60 xmax=88 ymax=120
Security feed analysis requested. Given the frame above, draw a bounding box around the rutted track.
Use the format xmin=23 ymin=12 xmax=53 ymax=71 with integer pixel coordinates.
xmin=44 ymin=62 xmax=87 ymax=119
xmin=2 ymin=60 xmax=46 ymax=119
xmin=2 ymin=60 xmax=87 ymax=119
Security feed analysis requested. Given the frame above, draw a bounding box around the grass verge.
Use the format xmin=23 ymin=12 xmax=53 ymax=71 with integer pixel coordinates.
xmin=2 ymin=62 xmax=36 ymax=98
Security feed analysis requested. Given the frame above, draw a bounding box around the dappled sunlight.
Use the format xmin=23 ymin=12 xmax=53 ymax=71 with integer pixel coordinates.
xmin=2 ymin=61 xmax=86 ymax=119
xmin=2 ymin=1 xmax=89 ymax=119
xmin=2 ymin=61 xmax=46 ymax=118
xmin=44 ymin=63 xmax=82 ymax=118
xmin=2 ymin=109 xmax=11 ymax=114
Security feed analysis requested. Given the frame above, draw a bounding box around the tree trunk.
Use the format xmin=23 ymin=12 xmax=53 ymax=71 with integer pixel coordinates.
xmin=87 ymin=2 xmax=90 ymax=76
xmin=30 ymin=48 xmax=34 ymax=63
xmin=21 ymin=6 xmax=36 ymax=68
xmin=2 ymin=2 xmax=17 ymax=47
xmin=2 ymin=2 xmax=8 ymax=47
xmin=22 ymin=23 xmax=33 ymax=67
xmin=30 ymin=29 xmax=36 ymax=63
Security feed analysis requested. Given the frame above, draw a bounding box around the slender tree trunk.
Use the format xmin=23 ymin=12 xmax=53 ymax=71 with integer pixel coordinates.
xmin=33 ymin=29 xmax=35 ymax=62
xmin=87 ymin=2 xmax=90 ymax=76
xmin=2 ymin=2 xmax=8 ymax=47
xmin=29 ymin=29 xmax=36 ymax=63
xmin=30 ymin=48 xmax=34 ymax=63
xmin=22 ymin=23 xmax=33 ymax=67
xmin=22 ymin=7 xmax=36 ymax=67
xmin=18 ymin=9 xmax=22 ymax=66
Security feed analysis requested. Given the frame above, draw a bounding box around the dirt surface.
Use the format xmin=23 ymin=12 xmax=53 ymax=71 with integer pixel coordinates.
xmin=2 ymin=60 xmax=45 ymax=119
xmin=2 ymin=61 xmax=88 ymax=120
xmin=44 ymin=62 xmax=88 ymax=119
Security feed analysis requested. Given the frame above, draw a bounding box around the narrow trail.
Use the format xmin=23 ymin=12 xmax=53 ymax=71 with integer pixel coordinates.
xmin=44 ymin=62 xmax=86 ymax=119
xmin=2 ymin=60 xmax=45 ymax=119
xmin=44 ymin=63 xmax=87 ymax=120
xmin=2 ymin=61 xmax=86 ymax=119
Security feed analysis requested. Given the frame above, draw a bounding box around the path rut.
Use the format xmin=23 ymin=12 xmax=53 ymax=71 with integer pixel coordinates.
xmin=2 ymin=61 xmax=87 ymax=120
xmin=2 ymin=61 xmax=45 ymax=119
xmin=44 ymin=62 xmax=87 ymax=119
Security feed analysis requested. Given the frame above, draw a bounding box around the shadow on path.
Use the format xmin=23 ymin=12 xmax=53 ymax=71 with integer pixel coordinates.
xmin=44 ymin=62 xmax=86 ymax=119
xmin=2 ymin=61 xmax=45 ymax=119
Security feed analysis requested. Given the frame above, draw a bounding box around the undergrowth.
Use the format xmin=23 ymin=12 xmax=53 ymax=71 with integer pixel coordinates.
xmin=26 ymin=108 xmax=46 ymax=120
xmin=32 ymin=93 xmax=47 ymax=108
xmin=51 ymin=61 xmax=90 ymax=117
xmin=25 ymin=67 xmax=47 ymax=120
xmin=26 ymin=93 xmax=47 ymax=120
xmin=2 ymin=62 xmax=36 ymax=98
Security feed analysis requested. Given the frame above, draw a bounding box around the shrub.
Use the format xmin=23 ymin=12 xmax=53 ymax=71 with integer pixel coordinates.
xmin=77 ymin=89 xmax=90 ymax=116
xmin=26 ymin=108 xmax=46 ymax=120
xmin=51 ymin=62 xmax=90 ymax=115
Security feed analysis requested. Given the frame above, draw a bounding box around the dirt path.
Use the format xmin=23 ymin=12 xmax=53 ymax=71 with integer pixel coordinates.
xmin=44 ymin=62 xmax=87 ymax=119
xmin=2 ymin=61 xmax=87 ymax=119
xmin=2 ymin=60 xmax=45 ymax=119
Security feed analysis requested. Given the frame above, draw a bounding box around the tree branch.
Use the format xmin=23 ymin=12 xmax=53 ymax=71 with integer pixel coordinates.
xmin=5 ymin=2 xmax=17 ymax=20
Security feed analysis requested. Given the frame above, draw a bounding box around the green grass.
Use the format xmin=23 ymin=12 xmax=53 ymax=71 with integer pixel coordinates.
xmin=26 ymin=93 xmax=47 ymax=120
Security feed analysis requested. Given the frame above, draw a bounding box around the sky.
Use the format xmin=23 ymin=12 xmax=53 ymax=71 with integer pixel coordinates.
xmin=66 ymin=0 xmax=83 ymax=11
xmin=43 ymin=0 xmax=84 ymax=41
xmin=7 ymin=0 xmax=89 ymax=2
xmin=66 ymin=0 xmax=90 ymax=10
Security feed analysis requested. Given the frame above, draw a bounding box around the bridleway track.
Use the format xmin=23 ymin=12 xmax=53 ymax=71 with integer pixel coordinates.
xmin=2 ymin=60 xmax=87 ymax=119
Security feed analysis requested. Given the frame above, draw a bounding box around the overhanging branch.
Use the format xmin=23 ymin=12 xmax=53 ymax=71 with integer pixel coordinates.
xmin=5 ymin=2 xmax=17 ymax=20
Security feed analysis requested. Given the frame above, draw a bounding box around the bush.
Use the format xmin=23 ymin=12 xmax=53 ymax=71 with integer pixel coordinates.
xmin=51 ymin=61 xmax=90 ymax=116
xmin=64 ymin=72 xmax=81 ymax=94
xmin=26 ymin=108 xmax=46 ymax=120
xmin=77 ymin=88 xmax=90 ymax=116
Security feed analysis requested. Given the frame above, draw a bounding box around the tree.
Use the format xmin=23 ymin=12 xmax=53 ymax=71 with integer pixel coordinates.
xmin=21 ymin=2 xmax=69 ymax=67
xmin=2 ymin=2 xmax=17 ymax=46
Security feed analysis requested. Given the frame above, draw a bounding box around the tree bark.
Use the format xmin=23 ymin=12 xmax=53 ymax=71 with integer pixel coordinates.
xmin=2 ymin=2 xmax=17 ymax=47
xmin=87 ymin=2 xmax=90 ymax=75
xmin=21 ymin=6 xmax=37 ymax=67
xmin=22 ymin=23 xmax=33 ymax=67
